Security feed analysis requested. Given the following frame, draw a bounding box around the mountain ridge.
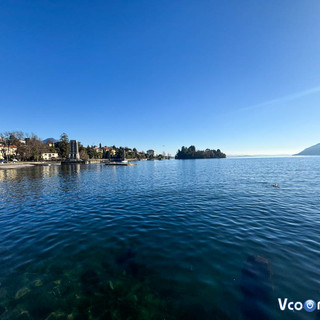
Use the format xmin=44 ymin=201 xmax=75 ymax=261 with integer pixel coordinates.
xmin=295 ymin=143 xmax=320 ymax=155
xmin=43 ymin=137 xmax=58 ymax=144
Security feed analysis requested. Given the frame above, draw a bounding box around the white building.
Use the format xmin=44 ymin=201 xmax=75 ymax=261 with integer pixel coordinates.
xmin=42 ymin=152 xmax=59 ymax=160
xmin=93 ymin=145 xmax=103 ymax=153
xmin=0 ymin=145 xmax=18 ymax=160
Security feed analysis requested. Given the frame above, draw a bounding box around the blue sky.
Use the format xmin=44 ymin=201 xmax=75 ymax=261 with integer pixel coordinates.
xmin=1 ymin=0 xmax=319 ymax=155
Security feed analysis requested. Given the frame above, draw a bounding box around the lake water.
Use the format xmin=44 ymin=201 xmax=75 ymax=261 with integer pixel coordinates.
xmin=0 ymin=157 xmax=319 ymax=320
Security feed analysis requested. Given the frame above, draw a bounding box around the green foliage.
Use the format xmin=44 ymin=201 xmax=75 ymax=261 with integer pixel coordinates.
xmin=1 ymin=131 xmax=148 ymax=162
xmin=86 ymin=146 xmax=98 ymax=159
xmin=56 ymin=133 xmax=70 ymax=159
xmin=175 ymin=145 xmax=226 ymax=159
xmin=115 ymin=147 xmax=126 ymax=160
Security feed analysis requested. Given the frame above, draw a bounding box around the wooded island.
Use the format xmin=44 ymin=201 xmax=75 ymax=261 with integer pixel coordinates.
xmin=175 ymin=146 xmax=226 ymax=159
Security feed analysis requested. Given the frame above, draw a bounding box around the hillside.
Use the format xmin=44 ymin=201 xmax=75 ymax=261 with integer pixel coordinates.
xmin=295 ymin=143 xmax=320 ymax=155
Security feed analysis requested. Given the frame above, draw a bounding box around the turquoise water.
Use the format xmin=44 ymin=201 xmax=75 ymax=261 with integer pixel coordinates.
xmin=0 ymin=157 xmax=319 ymax=320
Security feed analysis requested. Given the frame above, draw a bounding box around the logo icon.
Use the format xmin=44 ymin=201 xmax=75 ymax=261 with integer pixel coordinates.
xmin=304 ymin=300 xmax=316 ymax=312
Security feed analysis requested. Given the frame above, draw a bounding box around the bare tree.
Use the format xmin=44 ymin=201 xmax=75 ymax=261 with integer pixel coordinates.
xmin=0 ymin=131 xmax=24 ymax=161
xmin=27 ymin=134 xmax=46 ymax=161
xmin=80 ymin=149 xmax=89 ymax=160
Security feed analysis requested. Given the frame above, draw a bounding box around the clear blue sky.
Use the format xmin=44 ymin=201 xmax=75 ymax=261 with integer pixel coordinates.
xmin=1 ymin=0 xmax=320 ymax=155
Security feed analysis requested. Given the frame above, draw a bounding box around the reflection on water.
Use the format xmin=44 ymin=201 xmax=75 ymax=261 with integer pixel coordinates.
xmin=0 ymin=165 xmax=61 ymax=182
xmin=0 ymin=158 xmax=320 ymax=319
xmin=61 ymin=164 xmax=81 ymax=176
xmin=0 ymin=169 xmax=19 ymax=182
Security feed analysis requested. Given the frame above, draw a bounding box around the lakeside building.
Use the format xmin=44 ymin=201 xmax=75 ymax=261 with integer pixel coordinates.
xmin=69 ymin=140 xmax=80 ymax=161
xmin=41 ymin=152 xmax=59 ymax=161
xmin=0 ymin=145 xmax=18 ymax=160
xmin=93 ymin=145 xmax=103 ymax=153
xmin=137 ymin=152 xmax=146 ymax=158
xmin=147 ymin=149 xmax=157 ymax=157
xmin=103 ymin=146 xmax=116 ymax=156
xmin=62 ymin=140 xmax=86 ymax=164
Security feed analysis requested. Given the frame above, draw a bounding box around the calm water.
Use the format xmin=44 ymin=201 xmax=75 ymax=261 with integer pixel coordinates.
xmin=0 ymin=157 xmax=319 ymax=320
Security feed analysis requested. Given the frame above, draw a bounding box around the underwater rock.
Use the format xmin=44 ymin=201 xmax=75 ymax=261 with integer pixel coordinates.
xmin=0 ymin=287 xmax=7 ymax=299
xmin=240 ymin=255 xmax=272 ymax=320
xmin=51 ymin=286 xmax=61 ymax=297
xmin=27 ymin=290 xmax=56 ymax=319
xmin=0 ymin=304 xmax=5 ymax=315
xmin=109 ymin=280 xmax=114 ymax=290
xmin=17 ymin=311 xmax=31 ymax=320
xmin=117 ymin=248 xmax=135 ymax=266
xmin=33 ymin=279 xmax=43 ymax=287
xmin=15 ymin=287 xmax=30 ymax=300
xmin=44 ymin=311 xmax=65 ymax=320
xmin=116 ymin=248 xmax=146 ymax=279
xmin=179 ymin=303 xmax=208 ymax=320
xmin=22 ymin=281 xmax=59 ymax=317
xmin=80 ymin=269 xmax=100 ymax=294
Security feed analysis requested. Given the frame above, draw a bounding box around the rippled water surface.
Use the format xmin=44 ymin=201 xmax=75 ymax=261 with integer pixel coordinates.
xmin=0 ymin=157 xmax=319 ymax=320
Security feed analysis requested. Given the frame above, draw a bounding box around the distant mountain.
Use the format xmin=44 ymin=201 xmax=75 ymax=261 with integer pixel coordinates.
xmin=43 ymin=138 xmax=58 ymax=144
xmin=295 ymin=143 xmax=320 ymax=155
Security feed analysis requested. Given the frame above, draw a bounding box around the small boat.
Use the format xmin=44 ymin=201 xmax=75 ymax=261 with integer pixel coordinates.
xmin=105 ymin=150 xmax=136 ymax=166
xmin=105 ymin=161 xmax=136 ymax=166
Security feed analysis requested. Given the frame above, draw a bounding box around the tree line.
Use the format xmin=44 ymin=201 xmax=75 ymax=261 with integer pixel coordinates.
xmin=0 ymin=131 xmax=72 ymax=161
xmin=0 ymin=131 xmax=161 ymax=161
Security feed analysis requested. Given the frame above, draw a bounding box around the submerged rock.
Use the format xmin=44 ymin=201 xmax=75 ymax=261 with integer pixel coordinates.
xmin=116 ymin=248 xmax=146 ymax=279
xmin=179 ymin=303 xmax=208 ymax=320
xmin=27 ymin=289 xmax=56 ymax=319
xmin=116 ymin=248 xmax=135 ymax=266
xmin=80 ymin=269 xmax=100 ymax=294
xmin=240 ymin=255 xmax=272 ymax=320
xmin=17 ymin=311 xmax=31 ymax=320
xmin=44 ymin=311 xmax=65 ymax=320
xmin=15 ymin=287 xmax=30 ymax=300
xmin=0 ymin=287 xmax=7 ymax=299
xmin=109 ymin=280 xmax=114 ymax=290
xmin=51 ymin=286 xmax=61 ymax=297
xmin=0 ymin=304 xmax=5 ymax=315
xmin=33 ymin=279 xmax=43 ymax=287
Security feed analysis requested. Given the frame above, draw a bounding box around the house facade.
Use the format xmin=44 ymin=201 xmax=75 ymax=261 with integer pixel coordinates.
xmin=42 ymin=152 xmax=59 ymax=160
xmin=0 ymin=145 xmax=18 ymax=160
